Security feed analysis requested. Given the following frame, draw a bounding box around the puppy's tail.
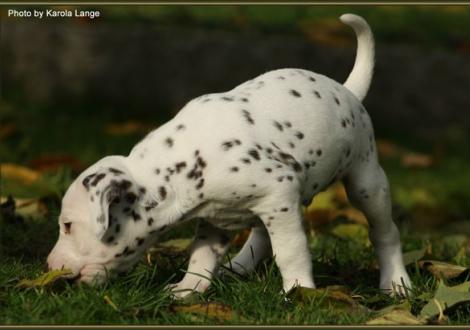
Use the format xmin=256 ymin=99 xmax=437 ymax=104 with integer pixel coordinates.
xmin=340 ymin=13 xmax=375 ymax=102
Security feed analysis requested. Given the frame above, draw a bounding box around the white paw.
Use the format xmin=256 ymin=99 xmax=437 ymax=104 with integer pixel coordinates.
xmin=380 ymin=271 xmax=412 ymax=297
xmin=164 ymin=279 xmax=209 ymax=299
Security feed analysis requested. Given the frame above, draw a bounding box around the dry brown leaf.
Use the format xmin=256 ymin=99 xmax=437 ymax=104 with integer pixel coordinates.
xmin=29 ymin=154 xmax=83 ymax=173
xmin=367 ymin=308 xmax=425 ymax=325
xmin=401 ymin=152 xmax=434 ymax=169
xmin=376 ymin=139 xmax=405 ymax=159
xmin=105 ymin=120 xmax=154 ymax=136
xmin=171 ymin=302 xmax=238 ymax=321
xmin=1 ymin=163 xmax=41 ymax=184
xmin=231 ymin=229 xmax=251 ymax=247
xmin=299 ymin=18 xmax=352 ymax=47
xmin=418 ymin=260 xmax=469 ymax=280
xmin=0 ymin=123 xmax=18 ymax=139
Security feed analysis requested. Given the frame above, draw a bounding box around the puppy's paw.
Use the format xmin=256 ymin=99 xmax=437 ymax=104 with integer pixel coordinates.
xmin=380 ymin=272 xmax=412 ymax=297
xmin=164 ymin=279 xmax=209 ymax=299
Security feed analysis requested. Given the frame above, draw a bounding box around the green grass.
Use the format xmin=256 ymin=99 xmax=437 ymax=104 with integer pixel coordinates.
xmin=2 ymin=210 xmax=470 ymax=325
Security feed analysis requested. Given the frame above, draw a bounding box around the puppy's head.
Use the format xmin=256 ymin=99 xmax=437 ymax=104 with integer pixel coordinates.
xmin=47 ymin=155 xmax=154 ymax=284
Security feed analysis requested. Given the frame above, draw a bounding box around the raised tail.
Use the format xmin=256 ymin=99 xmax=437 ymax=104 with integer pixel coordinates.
xmin=340 ymin=13 xmax=375 ymax=102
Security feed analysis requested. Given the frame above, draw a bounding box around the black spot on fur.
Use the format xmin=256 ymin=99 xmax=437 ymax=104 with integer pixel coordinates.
xmin=136 ymin=237 xmax=145 ymax=246
xmin=131 ymin=211 xmax=141 ymax=221
xmin=109 ymin=168 xmax=124 ymax=175
xmin=288 ymin=142 xmax=295 ymax=149
xmin=199 ymin=193 xmax=204 ymax=199
xmin=286 ymin=176 xmax=293 ymax=181
xmin=280 ymin=207 xmax=289 ymax=212
xmin=175 ymin=162 xmax=187 ymax=173
xmin=284 ymin=121 xmax=292 ymax=128
xmin=155 ymin=168 xmax=160 ymax=175
xmin=159 ymin=186 xmax=167 ymax=200
xmin=277 ymin=76 xmax=285 ymax=80
xmin=248 ymin=149 xmax=261 ymax=161
xmin=221 ymin=96 xmax=233 ymax=101
xmin=106 ymin=236 xmax=114 ymax=243
xmin=91 ymin=173 xmax=106 ymax=187
xmin=165 ymin=137 xmax=174 ymax=147
xmin=241 ymin=158 xmax=251 ymax=164
xmin=295 ymin=132 xmax=304 ymax=140
xmin=317 ymin=149 xmax=322 ymax=156
xmin=334 ymin=96 xmax=340 ymax=105
xmin=309 ymin=76 xmax=316 ymax=82
xmin=145 ymin=201 xmax=158 ymax=212
xmin=115 ymin=224 xmax=121 ymax=233
xmin=197 ymin=157 xmax=207 ymax=168
xmin=273 ymin=121 xmax=283 ymax=132
xmin=290 ymin=89 xmax=301 ymax=97
xmin=222 ymin=141 xmax=234 ymax=150
xmin=176 ymin=124 xmax=185 ymax=131
xmin=230 ymin=167 xmax=239 ymax=172
xmin=313 ymin=91 xmax=322 ymax=99
xmin=241 ymin=97 xmax=249 ymax=103
xmin=147 ymin=218 xmax=154 ymax=226
xmin=277 ymin=176 xmax=284 ymax=182
xmin=265 ymin=168 xmax=272 ymax=173
xmin=82 ymin=173 xmax=96 ymax=189
xmin=196 ymin=178 xmax=204 ymax=189
xmin=341 ymin=119 xmax=347 ymax=128
xmin=242 ymin=109 xmax=255 ymax=125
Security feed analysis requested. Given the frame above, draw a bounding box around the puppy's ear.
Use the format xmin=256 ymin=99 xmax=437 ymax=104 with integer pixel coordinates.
xmin=82 ymin=166 xmax=135 ymax=239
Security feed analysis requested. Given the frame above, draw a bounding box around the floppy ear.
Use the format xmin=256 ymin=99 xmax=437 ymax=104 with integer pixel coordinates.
xmin=82 ymin=167 xmax=134 ymax=239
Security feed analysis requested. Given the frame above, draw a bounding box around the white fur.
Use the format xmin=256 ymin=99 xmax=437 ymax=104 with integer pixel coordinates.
xmin=47 ymin=14 xmax=411 ymax=297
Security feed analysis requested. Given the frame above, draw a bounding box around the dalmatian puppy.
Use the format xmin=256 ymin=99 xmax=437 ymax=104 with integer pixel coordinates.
xmin=47 ymin=13 xmax=411 ymax=298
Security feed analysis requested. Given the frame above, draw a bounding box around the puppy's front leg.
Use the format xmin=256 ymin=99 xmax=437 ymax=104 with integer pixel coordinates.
xmin=166 ymin=220 xmax=231 ymax=298
xmin=251 ymin=189 xmax=315 ymax=292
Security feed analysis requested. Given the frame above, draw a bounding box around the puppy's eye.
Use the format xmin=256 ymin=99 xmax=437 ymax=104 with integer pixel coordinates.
xmin=64 ymin=222 xmax=72 ymax=234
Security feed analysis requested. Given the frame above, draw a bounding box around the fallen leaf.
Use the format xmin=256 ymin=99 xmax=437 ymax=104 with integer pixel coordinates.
xmin=287 ymin=286 xmax=364 ymax=312
xmin=29 ymin=154 xmax=83 ymax=173
xmin=0 ymin=123 xmax=18 ymax=139
xmin=402 ymin=247 xmax=426 ymax=266
xmin=330 ymin=223 xmax=370 ymax=246
xmin=376 ymin=139 xmax=405 ymax=159
xmin=105 ymin=120 xmax=155 ymax=136
xmin=0 ymin=197 xmax=48 ymax=217
xmin=171 ymin=302 xmax=239 ymax=321
xmin=420 ymin=281 xmax=470 ymax=319
xmin=230 ymin=229 xmax=251 ymax=247
xmin=299 ymin=18 xmax=352 ymax=47
xmin=158 ymin=238 xmax=193 ymax=251
xmin=419 ymin=260 xmax=469 ymax=280
xmin=17 ymin=269 xmax=73 ymax=288
xmin=1 ymin=163 xmax=41 ymax=184
xmin=401 ymin=152 xmax=434 ymax=169
xmin=367 ymin=303 xmax=425 ymax=325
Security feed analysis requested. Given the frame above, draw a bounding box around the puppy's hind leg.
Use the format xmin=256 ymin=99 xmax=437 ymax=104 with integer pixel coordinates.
xmin=343 ymin=160 xmax=411 ymax=295
xmin=223 ymin=225 xmax=272 ymax=276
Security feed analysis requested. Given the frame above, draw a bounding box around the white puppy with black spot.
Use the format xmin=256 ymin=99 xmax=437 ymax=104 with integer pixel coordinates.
xmin=47 ymin=14 xmax=411 ymax=298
